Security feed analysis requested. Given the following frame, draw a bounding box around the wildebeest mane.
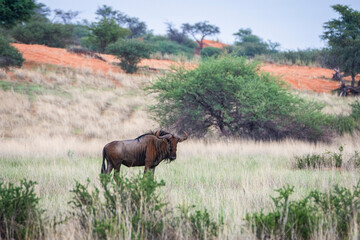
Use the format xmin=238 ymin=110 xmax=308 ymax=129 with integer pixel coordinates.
xmin=135 ymin=130 xmax=171 ymax=141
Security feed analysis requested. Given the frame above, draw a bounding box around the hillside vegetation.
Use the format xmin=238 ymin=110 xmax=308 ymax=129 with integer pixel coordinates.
xmin=1 ymin=0 xmax=360 ymax=238
xmin=1 ymin=46 xmax=360 ymax=238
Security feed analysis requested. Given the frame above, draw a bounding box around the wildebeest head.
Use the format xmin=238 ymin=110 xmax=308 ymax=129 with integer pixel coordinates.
xmin=155 ymin=130 xmax=188 ymax=161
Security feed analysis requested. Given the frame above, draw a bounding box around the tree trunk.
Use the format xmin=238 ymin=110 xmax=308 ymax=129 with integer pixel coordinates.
xmin=217 ymin=121 xmax=228 ymax=137
xmin=351 ymin=61 xmax=355 ymax=87
xmin=351 ymin=72 xmax=355 ymax=87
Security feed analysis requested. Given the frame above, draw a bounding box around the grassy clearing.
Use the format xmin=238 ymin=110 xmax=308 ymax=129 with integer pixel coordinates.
xmin=1 ymin=140 xmax=359 ymax=239
xmin=1 ymin=64 xmax=359 ymax=239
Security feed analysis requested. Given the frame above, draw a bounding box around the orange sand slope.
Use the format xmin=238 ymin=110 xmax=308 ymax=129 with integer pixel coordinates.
xmin=12 ymin=43 xmax=341 ymax=93
xmin=13 ymin=43 xmax=194 ymax=73
xmin=261 ymin=64 xmax=339 ymax=93
xmin=202 ymin=39 xmax=228 ymax=49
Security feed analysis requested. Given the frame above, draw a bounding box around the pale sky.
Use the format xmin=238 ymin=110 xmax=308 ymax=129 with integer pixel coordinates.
xmin=40 ymin=0 xmax=360 ymax=50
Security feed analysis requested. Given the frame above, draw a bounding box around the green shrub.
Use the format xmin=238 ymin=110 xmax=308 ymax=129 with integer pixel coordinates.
xmin=350 ymin=100 xmax=360 ymax=121
xmin=257 ymin=49 xmax=323 ymax=67
xmin=323 ymin=101 xmax=360 ymax=136
xmin=0 ymin=35 xmax=24 ymax=69
xmin=294 ymin=146 xmax=360 ymax=170
xmin=331 ymin=115 xmax=357 ymax=135
xmin=0 ymin=179 xmax=44 ymax=239
xmin=86 ymin=18 xmax=130 ymax=52
xmin=142 ymin=34 xmax=196 ymax=59
xmin=12 ymin=20 xmax=75 ymax=48
xmin=246 ymin=182 xmax=360 ymax=239
xmin=246 ymin=186 xmax=320 ymax=240
xmin=178 ymin=205 xmax=223 ymax=239
xmin=106 ymin=39 xmax=152 ymax=73
xmin=200 ymin=46 xmax=222 ymax=59
xmin=69 ymin=172 xmax=167 ymax=239
xmin=148 ymin=56 xmax=331 ymax=141
xmin=295 ymin=153 xmax=326 ymax=169
xmin=69 ymin=173 xmax=223 ymax=239
xmin=150 ymin=40 xmax=195 ymax=58
xmin=310 ymin=181 xmax=360 ymax=239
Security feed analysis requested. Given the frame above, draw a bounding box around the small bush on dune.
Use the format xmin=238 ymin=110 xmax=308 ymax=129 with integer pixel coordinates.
xmin=106 ymin=39 xmax=152 ymax=73
xmin=0 ymin=179 xmax=44 ymax=239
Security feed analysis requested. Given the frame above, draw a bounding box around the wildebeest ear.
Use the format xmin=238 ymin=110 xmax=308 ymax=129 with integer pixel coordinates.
xmin=178 ymin=131 xmax=189 ymax=142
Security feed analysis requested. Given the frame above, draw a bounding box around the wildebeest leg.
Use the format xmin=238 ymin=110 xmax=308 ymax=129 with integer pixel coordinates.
xmin=144 ymin=145 xmax=156 ymax=177
xmin=144 ymin=166 xmax=155 ymax=179
xmin=105 ymin=162 xmax=113 ymax=174
xmin=111 ymin=164 xmax=122 ymax=183
xmin=114 ymin=164 xmax=121 ymax=174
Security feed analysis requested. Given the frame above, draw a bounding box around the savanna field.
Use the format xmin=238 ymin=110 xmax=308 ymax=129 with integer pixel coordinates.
xmin=1 ymin=44 xmax=360 ymax=239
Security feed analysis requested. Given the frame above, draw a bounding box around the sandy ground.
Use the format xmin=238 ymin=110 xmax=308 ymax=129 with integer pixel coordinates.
xmin=11 ymin=43 xmax=349 ymax=93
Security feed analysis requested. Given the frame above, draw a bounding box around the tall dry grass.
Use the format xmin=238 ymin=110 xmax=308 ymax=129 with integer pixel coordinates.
xmin=1 ymin=64 xmax=359 ymax=239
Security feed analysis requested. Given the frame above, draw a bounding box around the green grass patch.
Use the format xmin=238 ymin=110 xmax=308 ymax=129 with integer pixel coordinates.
xmin=0 ymin=80 xmax=71 ymax=100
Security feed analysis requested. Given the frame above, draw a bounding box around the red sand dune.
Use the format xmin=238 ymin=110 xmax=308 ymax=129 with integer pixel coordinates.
xmin=11 ymin=43 xmax=346 ymax=93
xmin=260 ymin=64 xmax=340 ymax=93
xmin=13 ymin=43 xmax=195 ymax=73
xmin=202 ymin=39 xmax=228 ymax=49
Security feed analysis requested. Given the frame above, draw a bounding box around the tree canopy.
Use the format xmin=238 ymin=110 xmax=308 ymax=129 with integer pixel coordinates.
xmin=148 ymin=56 xmax=331 ymax=141
xmin=321 ymin=4 xmax=360 ymax=86
xmin=95 ymin=5 xmax=148 ymax=39
xmin=182 ymin=21 xmax=220 ymax=50
xmin=0 ymin=35 xmax=24 ymax=68
xmin=0 ymin=0 xmax=36 ymax=28
xmin=232 ymin=28 xmax=279 ymax=57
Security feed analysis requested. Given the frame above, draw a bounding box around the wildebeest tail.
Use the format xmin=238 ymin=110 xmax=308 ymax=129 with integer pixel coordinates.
xmin=101 ymin=147 xmax=106 ymax=174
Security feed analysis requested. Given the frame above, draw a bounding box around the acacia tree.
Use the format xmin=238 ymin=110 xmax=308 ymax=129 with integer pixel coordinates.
xmin=182 ymin=21 xmax=219 ymax=50
xmin=166 ymin=22 xmax=188 ymax=44
xmin=148 ymin=56 xmax=329 ymax=141
xmin=322 ymin=4 xmax=360 ymax=87
xmin=52 ymin=9 xmax=79 ymax=24
xmin=121 ymin=16 xmax=148 ymax=38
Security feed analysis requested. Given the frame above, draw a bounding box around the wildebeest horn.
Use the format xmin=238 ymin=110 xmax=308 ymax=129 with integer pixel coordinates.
xmin=178 ymin=131 xmax=188 ymax=142
xmin=155 ymin=130 xmax=172 ymax=139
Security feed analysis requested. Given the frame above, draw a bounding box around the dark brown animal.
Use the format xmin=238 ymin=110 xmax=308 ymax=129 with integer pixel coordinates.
xmin=101 ymin=130 xmax=188 ymax=175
